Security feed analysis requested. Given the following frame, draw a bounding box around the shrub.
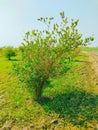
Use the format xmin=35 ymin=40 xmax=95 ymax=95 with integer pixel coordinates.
xmin=14 ymin=12 xmax=94 ymax=100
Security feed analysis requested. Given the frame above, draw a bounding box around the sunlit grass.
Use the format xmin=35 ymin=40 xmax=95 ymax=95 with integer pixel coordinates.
xmin=82 ymin=47 xmax=98 ymax=51
xmin=0 ymin=53 xmax=98 ymax=129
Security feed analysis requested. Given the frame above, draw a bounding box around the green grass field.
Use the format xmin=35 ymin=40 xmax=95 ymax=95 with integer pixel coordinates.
xmin=0 ymin=53 xmax=98 ymax=129
xmin=82 ymin=47 xmax=98 ymax=51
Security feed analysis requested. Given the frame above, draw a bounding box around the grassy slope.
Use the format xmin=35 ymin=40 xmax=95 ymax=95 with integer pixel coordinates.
xmin=0 ymin=54 xmax=98 ymax=130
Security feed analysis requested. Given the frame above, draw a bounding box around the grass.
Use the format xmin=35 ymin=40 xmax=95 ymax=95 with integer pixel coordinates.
xmin=82 ymin=47 xmax=98 ymax=51
xmin=0 ymin=53 xmax=98 ymax=129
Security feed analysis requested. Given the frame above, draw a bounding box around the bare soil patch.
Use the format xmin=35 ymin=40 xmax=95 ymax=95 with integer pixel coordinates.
xmin=86 ymin=51 xmax=98 ymax=78
xmin=85 ymin=51 xmax=98 ymax=88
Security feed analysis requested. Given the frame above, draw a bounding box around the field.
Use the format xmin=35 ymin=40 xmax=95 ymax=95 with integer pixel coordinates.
xmin=82 ymin=47 xmax=98 ymax=51
xmin=0 ymin=52 xmax=98 ymax=130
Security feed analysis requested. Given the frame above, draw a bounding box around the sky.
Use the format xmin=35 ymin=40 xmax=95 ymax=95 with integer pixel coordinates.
xmin=0 ymin=0 xmax=98 ymax=47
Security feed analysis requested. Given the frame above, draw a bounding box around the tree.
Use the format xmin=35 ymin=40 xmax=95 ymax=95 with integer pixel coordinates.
xmin=14 ymin=12 xmax=94 ymax=100
xmin=3 ymin=46 xmax=16 ymax=60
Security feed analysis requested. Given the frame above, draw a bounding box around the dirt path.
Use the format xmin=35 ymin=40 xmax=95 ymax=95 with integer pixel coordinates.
xmin=86 ymin=51 xmax=98 ymax=79
xmin=83 ymin=51 xmax=98 ymax=90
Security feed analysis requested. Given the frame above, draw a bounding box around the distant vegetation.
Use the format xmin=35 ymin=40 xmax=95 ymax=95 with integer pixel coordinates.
xmin=2 ymin=46 xmax=17 ymax=60
xmin=82 ymin=47 xmax=98 ymax=51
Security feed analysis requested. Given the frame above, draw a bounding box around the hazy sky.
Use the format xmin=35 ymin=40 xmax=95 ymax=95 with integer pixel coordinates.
xmin=0 ymin=0 xmax=98 ymax=47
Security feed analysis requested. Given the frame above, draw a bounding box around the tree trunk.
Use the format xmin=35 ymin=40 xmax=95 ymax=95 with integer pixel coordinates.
xmin=35 ymin=80 xmax=45 ymax=100
xmin=35 ymin=87 xmax=42 ymax=100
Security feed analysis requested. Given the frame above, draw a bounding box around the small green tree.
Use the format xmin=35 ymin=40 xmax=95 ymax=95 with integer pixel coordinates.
xmin=14 ymin=12 xmax=94 ymax=100
xmin=3 ymin=46 xmax=16 ymax=60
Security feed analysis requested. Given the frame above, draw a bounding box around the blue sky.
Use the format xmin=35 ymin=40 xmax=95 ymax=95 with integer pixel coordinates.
xmin=0 ymin=0 xmax=98 ymax=47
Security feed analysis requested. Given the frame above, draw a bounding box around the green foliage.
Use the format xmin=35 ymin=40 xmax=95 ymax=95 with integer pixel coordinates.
xmin=3 ymin=46 xmax=16 ymax=60
xmin=14 ymin=12 xmax=94 ymax=100
xmin=18 ymin=45 xmax=25 ymax=54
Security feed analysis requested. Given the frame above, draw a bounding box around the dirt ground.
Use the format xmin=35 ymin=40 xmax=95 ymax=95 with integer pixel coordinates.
xmin=84 ymin=51 xmax=98 ymax=91
xmin=86 ymin=51 xmax=98 ymax=79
